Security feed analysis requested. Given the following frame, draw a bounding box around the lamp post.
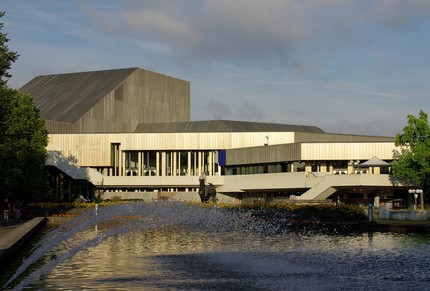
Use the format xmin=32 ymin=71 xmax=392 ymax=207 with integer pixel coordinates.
xmin=408 ymin=189 xmax=423 ymax=210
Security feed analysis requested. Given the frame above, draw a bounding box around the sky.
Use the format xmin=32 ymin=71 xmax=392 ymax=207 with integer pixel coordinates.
xmin=2 ymin=0 xmax=430 ymax=136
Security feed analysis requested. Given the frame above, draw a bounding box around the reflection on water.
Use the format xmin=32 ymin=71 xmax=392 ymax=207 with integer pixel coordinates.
xmin=45 ymin=230 xmax=430 ymax=290
xmin=5 ymin=202 xmax=430 ymax=290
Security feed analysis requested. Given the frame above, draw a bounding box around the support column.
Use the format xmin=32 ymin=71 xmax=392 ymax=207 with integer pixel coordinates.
xmin=175 ymin=152 xmax=179 ymax=176
xmin=198 ymin=151 xmax=202 ymax=176
xmin=193 ymin=151 xmax=196 ymax=176
xmin=187 ymin=151 xmax=191 ymax=176
xmin=141 ymin=151 xmax=145 ymax=176
xmin=138 ymin=151 xmax=142 ymax=176
xmin=156 ymin=152 xmax=160 ymax=176
xmin=161 ymin=152 xmax=166 ymax=176
xmin=208 ymin=152 xmax=213 ymax=176
xmin=374 ymin=196 xmax=380 ymax=207
xmin=320 ymin=162 xmax=327 ymax=173
xmin=118 ymin=145 xmax=123 ymax=176
xmin=348 ymin=162 xmax=354 ymax=174
xmin=114 ymin=145 xmax=118 ymax=176
xmin=214 ymin=151 xmax=220 ymax=176
xmin=305 ymin=162 xmax=312 ymax=173
xmin=173 ymin=152 xmax=177 ymax=176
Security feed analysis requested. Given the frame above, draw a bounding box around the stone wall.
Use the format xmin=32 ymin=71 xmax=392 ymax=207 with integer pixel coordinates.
xmin=379 ymin=204 xmax=430 ymax=220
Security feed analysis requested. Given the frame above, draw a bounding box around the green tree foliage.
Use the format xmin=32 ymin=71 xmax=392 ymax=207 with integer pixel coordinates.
xmin=0 ymin=87 xmax=49 ymax=201
xmin=0 ymin=11 xmax=48 ymax=202
xmin=393 ymin=110 xmax=430 ymax=199
xmin=0 ymin=11 xmax=19 ymax=87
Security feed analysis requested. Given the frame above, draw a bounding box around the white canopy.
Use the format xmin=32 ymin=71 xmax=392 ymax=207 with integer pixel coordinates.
xmin=357 ymin=156 xmax=390 ymax=168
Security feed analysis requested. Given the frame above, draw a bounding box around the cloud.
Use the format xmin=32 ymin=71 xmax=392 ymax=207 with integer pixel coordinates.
xmin=83 ymin=0 xmax=430 ymax=67
xmin=205 ymin=100 xmax=234 ymax=120
xmin=82 ymin=1 xmax=337 ymax=63
xmin=322 ymin=117 xmax=405 ymax=137
xmin=236 ymin=102 xmax=267 ymax=121
xmin=367 ymin=0 xmax=430 ymax=27
xmin=204 ymin=100 xmax=266 ymax=121
xmin=3 ymin=0 xmax=429 ymax=137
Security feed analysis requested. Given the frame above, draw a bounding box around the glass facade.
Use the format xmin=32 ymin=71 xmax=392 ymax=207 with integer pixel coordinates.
xmin=109 ymin=147 xmax=220 ymax=177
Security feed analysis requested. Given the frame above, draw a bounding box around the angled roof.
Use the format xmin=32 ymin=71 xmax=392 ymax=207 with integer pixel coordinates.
xmin=357 ymin=156 xmax=390 ymax=167
xmin=19 ymin=67 xmax=138 ymax=123
xmin=134 ymin=120 xmax=325 ymax=133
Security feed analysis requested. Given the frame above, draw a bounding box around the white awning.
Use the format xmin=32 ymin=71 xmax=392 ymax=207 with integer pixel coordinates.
xmin=357 ymin=156 xmax=390 ymax=168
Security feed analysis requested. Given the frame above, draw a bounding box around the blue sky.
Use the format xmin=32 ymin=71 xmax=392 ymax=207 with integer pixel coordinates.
xmin=2 ymin=0 xmax=430 ymax=136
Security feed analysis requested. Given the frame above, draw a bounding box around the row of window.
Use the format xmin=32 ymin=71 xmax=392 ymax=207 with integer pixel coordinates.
xmin=109 ymin=147 xmax=219 ymax=176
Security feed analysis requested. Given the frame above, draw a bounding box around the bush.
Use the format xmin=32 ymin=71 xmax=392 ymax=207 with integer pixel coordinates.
xmin=217 ymin=203 xmax=367 ymax=222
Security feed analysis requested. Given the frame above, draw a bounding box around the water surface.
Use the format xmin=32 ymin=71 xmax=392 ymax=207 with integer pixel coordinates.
xmin=4 ymin=203 xmax=430 ymax=290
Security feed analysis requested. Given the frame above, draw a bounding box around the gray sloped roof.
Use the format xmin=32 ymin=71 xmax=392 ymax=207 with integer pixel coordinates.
xmin=357 ymin=156 xmax=390 ymax=167
xmin=134 ymin=120 xmax=325 ymax=133
xmin=19 ymin=68 xmax=138 ymax=123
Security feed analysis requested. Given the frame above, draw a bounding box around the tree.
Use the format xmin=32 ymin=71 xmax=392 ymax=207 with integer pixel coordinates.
xmin=0 ymin=11 xmax=19 ymax=87
xmin=392 ymin=110 xmax=430 ymax=209
xmin=0 ymin=87 xmax=49 ymax=201
xmin=0 ymin=11 xmax=48 ymax=202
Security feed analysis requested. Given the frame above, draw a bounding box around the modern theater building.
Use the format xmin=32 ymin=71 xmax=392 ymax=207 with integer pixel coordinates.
xmin=20 ymin=67 xmax=411 ymax=206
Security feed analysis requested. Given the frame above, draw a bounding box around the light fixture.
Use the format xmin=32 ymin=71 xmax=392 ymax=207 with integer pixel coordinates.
xmin=408 ymin=188 xmax=423 ymax=210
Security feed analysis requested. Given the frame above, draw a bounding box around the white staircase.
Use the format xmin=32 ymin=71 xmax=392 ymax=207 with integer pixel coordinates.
xmin=45 ymin=151 xmax=103 ymax=185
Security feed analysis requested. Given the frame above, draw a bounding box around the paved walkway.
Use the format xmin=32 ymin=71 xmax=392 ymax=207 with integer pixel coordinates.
xmin=0 ymin=217 xmax=47 ymax=271
xmin=0 ymin=219 xmax=34 ymax=248
xmin=0 ymin=220 xmax=29 ymax=236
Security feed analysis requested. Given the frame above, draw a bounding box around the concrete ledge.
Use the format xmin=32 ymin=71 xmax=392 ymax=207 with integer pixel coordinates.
xmin=363 ymin=219 xmax=430 ymax=233
xmin=0 ymin=217 xmax=47 ymax=271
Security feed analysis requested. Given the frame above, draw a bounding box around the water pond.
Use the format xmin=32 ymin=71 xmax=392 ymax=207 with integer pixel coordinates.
xmin=3 ymin=202 xmax=430 ymax=290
